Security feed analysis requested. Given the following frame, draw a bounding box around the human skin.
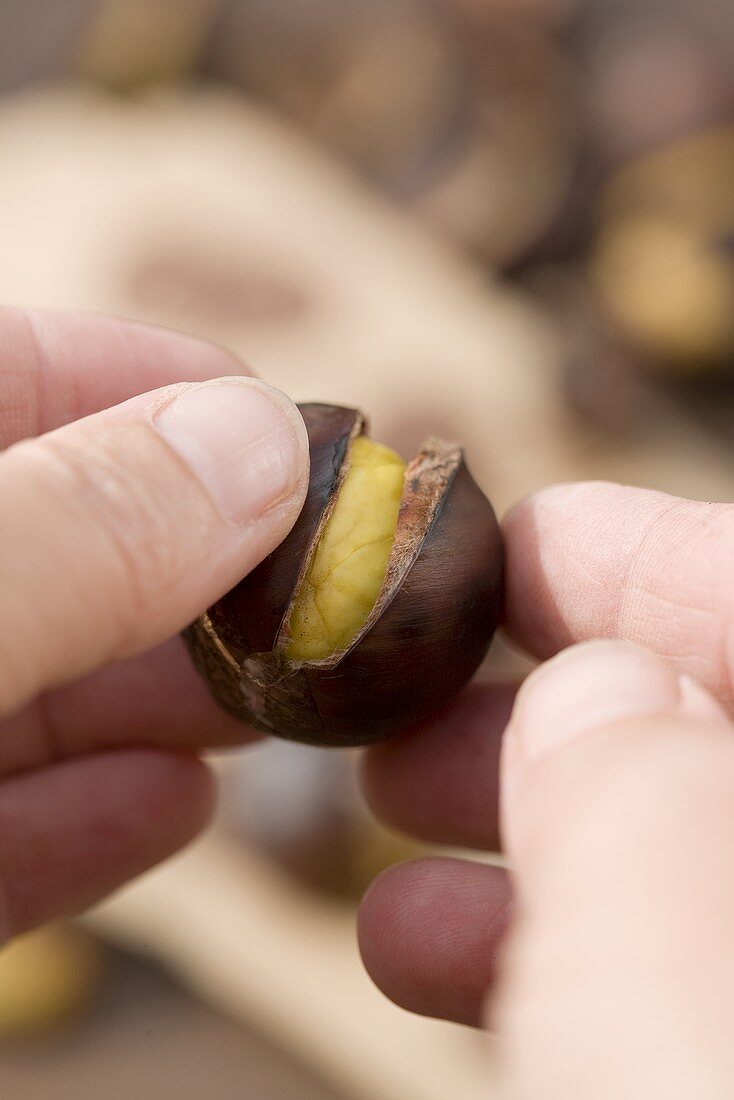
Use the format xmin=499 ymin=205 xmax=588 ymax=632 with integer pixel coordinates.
xmin=2 ymin=307 xmax=734 ymax=1096
xmin=361 ymin=485 xmax=734 ymax=1098
xmin=0 ymin=306 xmax=310 ymax=934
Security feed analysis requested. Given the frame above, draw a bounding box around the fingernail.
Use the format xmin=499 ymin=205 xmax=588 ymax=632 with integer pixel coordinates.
xmin=153 ymin=379 xmax=307 ymax=524
xmin=510 ymin=640 xmax=726 ymax=768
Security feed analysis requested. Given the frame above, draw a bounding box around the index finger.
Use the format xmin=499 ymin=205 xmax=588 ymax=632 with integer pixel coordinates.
xmin=0 ymin=306 xmax=250 ymax=448
xmin=503 ymin=482 xmax=734 ymax=709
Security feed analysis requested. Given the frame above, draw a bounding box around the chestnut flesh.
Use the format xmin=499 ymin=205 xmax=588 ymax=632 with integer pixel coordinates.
xmin=184 ymin=404 xmax=503 ymax=747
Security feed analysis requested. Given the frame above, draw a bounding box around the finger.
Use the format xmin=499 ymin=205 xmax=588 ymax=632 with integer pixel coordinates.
xmin=503 ymin=482 xmax=734 ymax=709
xmin=0 ymin=750 xmax=213 ymax=941
xmin=496 ymin=641 xmax=734 ymax=1099
xmin=0 ymin=638 xmax=258 ymax=776
xmin=362 ymin=682 xmax=517 ymax=851
xmin=0 ymin=306 xmax=250 ymax=448
xmin=358 ymin=858 xmax=511 ymax=1027
xmin=0 ymin=378 xmax=309 ymax=716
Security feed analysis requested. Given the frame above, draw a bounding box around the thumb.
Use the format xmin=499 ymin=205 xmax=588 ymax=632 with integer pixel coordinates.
xmin=497 ymin=641 xmax=734 ymax=1100
xmin=0 ymin=378 xmax=309 ymax=715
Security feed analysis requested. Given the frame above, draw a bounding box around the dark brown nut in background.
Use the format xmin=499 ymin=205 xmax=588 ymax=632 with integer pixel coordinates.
xmin=204 ymin=0 xmax=467 ymax=194
xmin=185 ymin=403 xmax=503 ymax=748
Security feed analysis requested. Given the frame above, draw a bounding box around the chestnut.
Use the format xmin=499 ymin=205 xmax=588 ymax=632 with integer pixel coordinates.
xmin=184 ymin=404 xmax=503 ymax=747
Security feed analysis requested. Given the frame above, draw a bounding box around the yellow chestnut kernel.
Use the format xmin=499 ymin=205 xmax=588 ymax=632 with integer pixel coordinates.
xmin=286 ymin=435 xmax=406 ymax=661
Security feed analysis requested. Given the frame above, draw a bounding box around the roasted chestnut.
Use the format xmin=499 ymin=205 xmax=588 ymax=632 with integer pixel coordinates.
xmin=184 ymin=404 xmax=503 ymax=747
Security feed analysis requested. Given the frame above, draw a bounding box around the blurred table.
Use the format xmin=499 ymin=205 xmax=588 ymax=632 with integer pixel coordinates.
xmin=85 ymin=831 xmax=504 ymax=1100
xmin=1 ymin=941 xmax=345 ymax=1100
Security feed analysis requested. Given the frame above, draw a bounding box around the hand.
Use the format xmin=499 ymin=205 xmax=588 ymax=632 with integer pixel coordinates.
xmin=360 ymin=483 xmax=734 ymax=1097
xmin=0 ymin=307 xmax=309 ymax=941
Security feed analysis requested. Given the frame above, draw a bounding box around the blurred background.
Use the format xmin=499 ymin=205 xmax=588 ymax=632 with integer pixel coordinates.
xmin=0 ymin=1 xmax=733 ymax=1097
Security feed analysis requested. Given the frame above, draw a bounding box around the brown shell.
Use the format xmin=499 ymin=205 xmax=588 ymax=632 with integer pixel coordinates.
xmin=208 ymin=403 xmax=364 ymax=654
xmin=184 ymin=405 xmax=503 ymax=747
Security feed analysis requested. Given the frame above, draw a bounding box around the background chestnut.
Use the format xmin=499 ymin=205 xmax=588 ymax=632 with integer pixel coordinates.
xmin=185 ymin=403 xmax=503 ymax=747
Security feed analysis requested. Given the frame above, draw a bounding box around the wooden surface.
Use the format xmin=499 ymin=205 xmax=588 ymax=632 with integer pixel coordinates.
xmin=84 ymin=832 xmax=502 ymax=1100
xmin=1 ymin=940 xmax=346 ymax=1100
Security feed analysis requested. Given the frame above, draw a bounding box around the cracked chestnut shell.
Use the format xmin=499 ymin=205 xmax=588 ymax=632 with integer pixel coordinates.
xmin=184 ymin=404 xmax=503 ymax=747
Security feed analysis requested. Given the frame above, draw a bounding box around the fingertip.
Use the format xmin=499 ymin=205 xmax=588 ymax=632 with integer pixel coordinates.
xmin=358 ymin=858 xmax=511 ymax=1026
xmin=31 ymin=308 xmax=254 ymax=379
xmin=245 ymin=379 xmax=309 ymax=461
xmin=361 ymin=683 xmax=514 ymax=850
xmin=359 ymin=739 xmax=403 ymax=827
xmin=502 ymin=480 xmax=622 ymax=532
xmin=358 ymin=860 xmax=407 ymax=952
xmin=502 ymin=481 xmax=646 ymax=657
xmin=120 ymin=319 xmax=252 ymax=381
xmin=150 ymin=377 xmax=309 ymax=527
xmin=127 ymin=749 xmax=217 ymax=845
xmin=87 ymin=749 xmax=218 ymax=869
xmin=357 ymin=859 xmax=444 ymax=1009
xmin=5 ymin=307 xmax=256 ymax=444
